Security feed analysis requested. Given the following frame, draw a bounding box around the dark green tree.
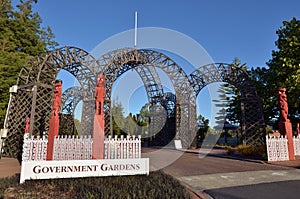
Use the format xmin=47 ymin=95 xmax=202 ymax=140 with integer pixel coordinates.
xmin=124 ymin=113 xmax=138 ymax=136
xmin=111 ymin=100 xmax=126 ymax=136
xmin=249 ymin=67 xmax=277 ymax=126
xmin=0 ymin=0 xmax=58 ymax=127
xmin=213 ymin=58 xmax=244 ymax=128
xmin=266 ymin=17 xmax=300 ymax=123
xmin=251 ymin=17 xmax=300 ymax=127
xmin=211 ymin=58 xmax=245 ymax=145
xmin=196 ymin=114 xmax=209 ymax=145
xmin=134 ymin=103 xmax=150 ymax=137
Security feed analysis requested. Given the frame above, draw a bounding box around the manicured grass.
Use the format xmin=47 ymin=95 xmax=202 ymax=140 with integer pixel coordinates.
xmin=0 ymin=171 xmax=191 ymax=199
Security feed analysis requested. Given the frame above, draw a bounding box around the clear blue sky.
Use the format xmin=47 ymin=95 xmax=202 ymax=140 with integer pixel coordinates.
xmin=13 ymin=0 xmax=300 ymax=124
xmin=29 ymin=0 xmax=300 ymax=67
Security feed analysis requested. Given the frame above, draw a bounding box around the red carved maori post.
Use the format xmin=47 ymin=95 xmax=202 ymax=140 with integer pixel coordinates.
xmin=24 ymin=117 xmax=30 ymax=134
xmin=46 ymin=80 xmax=63 ymax=160
xmin=277 ymin=88 xmax=295 ymax=160
xmin=92 ymin=75 xmax=106 ymax=159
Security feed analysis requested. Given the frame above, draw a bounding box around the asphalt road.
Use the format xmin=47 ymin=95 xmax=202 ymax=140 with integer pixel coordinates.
xmin=142 ymin=148 xmax=300 ymax=199
xmin=205 ymin=180 xmax=300 ymax=199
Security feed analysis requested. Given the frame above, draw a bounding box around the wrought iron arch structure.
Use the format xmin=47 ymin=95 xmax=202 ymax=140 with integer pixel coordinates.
xmin=2 ymin=46 xmax=266 ymax=157
xmin=61 ymin=86 xmax=84 ymax=115
xmin=189 ymin=63 xmax=265 ymax=145
xmin=53 ymin=48 xmax=170 ymax=139
xmin=2 ymin=46 xmax=98 ymax=157
xmin=97 ymin=48 xmax=197 ymax=148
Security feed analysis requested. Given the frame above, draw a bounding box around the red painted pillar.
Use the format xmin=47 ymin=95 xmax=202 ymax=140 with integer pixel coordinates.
xmin=24 ymin=117 xmax=30 ymax=134
xmin=277 ymin=88 xmax=295 ymax=160
xmin=46 ymin=80 xmax=62 ymax=160
xmin=92 ymin=75 xmax=106 ymax=159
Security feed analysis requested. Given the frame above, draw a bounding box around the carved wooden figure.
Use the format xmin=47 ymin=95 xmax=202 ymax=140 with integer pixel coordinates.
xmin=46 ymin=80 xmax=63 ymax=160
xmin=277 ymin=88 xmax=289 ymax=123
xmin=24 ymin=117 xmax=30 ymax=134
xmin=277 ymin=88 xmax=295 ymax=160
xmin=92 ymin=75 xmax=106 ymax=159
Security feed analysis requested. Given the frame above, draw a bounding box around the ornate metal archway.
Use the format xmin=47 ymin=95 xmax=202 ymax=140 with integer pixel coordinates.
xmin=2 ymin=47 xmax=98 ymax=157
xmin=96 ymin=48 xmax=197 ymax=148
xmin=189 ymin=63 xmax=265 ymax=145
xmin=2 ymin=46 xmax=265 ymax=157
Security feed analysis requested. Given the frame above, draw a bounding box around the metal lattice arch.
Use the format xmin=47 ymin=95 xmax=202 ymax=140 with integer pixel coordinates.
xmin=60 ymin=48 xmax=168 ymax=137
xmin=2 ymin=46 xmax=266 ymax=157
xmin=189 ymin=63 xmax=265 ymax=145
xmin=96 ymin=48 xmax=197 ymax=148
xmin=2 ymin=47 xmax=98 ymax=157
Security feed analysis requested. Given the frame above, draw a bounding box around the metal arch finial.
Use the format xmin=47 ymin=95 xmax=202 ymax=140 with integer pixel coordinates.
xmin=134 ymin=11 xmax=138 ymax=48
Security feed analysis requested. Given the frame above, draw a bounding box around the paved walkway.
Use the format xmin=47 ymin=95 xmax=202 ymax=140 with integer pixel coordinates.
xmin=0 ymin=157 xmax=20 ymax=178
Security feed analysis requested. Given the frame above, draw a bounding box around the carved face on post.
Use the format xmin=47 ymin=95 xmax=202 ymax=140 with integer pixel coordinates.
xmin=97 ymin=75 xmax=105 ymax=87
xmin=277 ymin=88 xmax=286 ymax=97
xmin=53 ymin=80 xmax=63 ymax=116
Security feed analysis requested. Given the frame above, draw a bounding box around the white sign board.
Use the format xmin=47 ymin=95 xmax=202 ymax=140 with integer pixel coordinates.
xmin=174 ymin=140 xmax=182 ymax=149
xmin=20 ymin=158 xmax=149 ymax=183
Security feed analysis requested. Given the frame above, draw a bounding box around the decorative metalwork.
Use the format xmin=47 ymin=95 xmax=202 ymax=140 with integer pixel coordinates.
xmin=189 ymin=63 xmax=265 ymax=145
xmin=61 ymin=86 xmax=83 ymax=115
xmin=2 ymin=46 xmax=265 ymax=157
xmin=97 ymin=48 xmax=196 ymax=148
xmin=2 ymin=47 xmax=98 ymax=157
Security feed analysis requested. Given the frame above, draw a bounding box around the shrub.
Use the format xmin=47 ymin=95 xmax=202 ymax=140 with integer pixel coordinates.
xmin=225 ymin=146 xmax=235 ymax=155
xmin=0 ymin=174 xmax=19 ymax=199
xmin=236 ymin=144 xmax=267 ymax=158
xmin=0 ymin=171 xmax=191 ymax=199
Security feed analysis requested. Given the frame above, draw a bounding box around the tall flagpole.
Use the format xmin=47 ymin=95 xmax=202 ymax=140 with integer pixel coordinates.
xmin=134 ymin=11 xmax=138 ymax=48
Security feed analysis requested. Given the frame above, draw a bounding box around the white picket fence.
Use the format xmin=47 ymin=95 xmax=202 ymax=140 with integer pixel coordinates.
xmin=104 ymin=135 xmax=141 ymax=159
xmin=266 ymin=136 xmax=289 ymax=161
xmin=53 ymin=135 xmax=93 ymax=160
xmin=22 ymin=134 xmax=141 ymax=161
xmin=22 ymin=134 xmax=47 ymax=161
xmin=293 ymin=135 xmax=300 ymax=156
xmin=266 ymin=135 xmax=300 ymax=161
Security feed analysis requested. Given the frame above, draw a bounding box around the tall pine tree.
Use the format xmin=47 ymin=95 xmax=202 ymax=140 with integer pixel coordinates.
xmin=0 ymin=0 xmax=58 ymax=127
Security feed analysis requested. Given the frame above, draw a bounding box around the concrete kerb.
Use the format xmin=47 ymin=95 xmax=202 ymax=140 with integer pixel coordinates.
xmin=180 ymin=180 xmax=214 ymax=199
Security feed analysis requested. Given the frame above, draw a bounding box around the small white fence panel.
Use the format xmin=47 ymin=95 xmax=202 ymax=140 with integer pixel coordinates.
xmin=53 ymin=135 xmax=93 ymax=160
xmin=293 ymin=135 xmax=300 ymax=156
xmin=22 ymin=134 xmax=47 ymax=161
xmin=266 ymin=136 xmax=289 ymax=161
xmin=22 ymin=134 xmax=141 ymax=161
xmin=104 ymin=135 xmax=141 ymax=159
